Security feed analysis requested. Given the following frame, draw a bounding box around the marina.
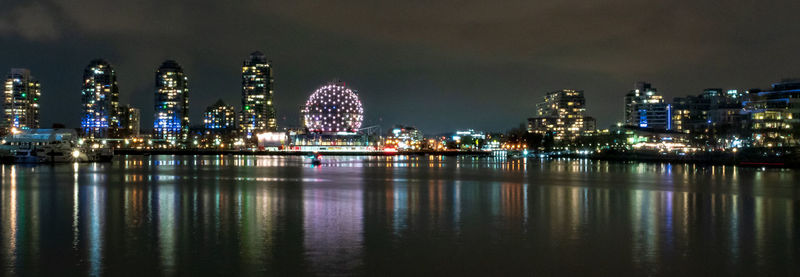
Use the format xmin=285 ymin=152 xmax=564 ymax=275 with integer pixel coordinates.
xmin=0 ymin=129 xmax=113 ymax=163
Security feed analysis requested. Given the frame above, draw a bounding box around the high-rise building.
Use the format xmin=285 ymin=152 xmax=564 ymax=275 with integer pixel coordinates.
xmin=240 ymin=51 xmax=276 ymax=137
xmin=119 ymin=105 xmax=141 ymax=137
xmin=204 ymin=99 xmax=236 ymax=132
xmin=80 ymin=59 xmax=120 ymax=138
xmin=527 ymin=89 xmax=586 ymax=140
xmin=624 ymin=82 xmax=672 ymax=130
xmin=2 ymin=68 xmax=40 ymax=135
xmin=154 ymin=60 xmax=189 ymax=141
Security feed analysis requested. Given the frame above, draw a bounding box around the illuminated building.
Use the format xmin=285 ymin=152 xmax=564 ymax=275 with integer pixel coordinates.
xmin=672 ymin=88 xmax=747 ymax=137
xmin=118 ymin=105 xmax=140 ymax=137
xmin=204 ymin=99 xmax=236 ymax=132
xmin=240 ymin=51 xmax=276 ymax=137
xmin=624 ymin=82 xmax=664 ymax=127
xmin=153 ymin=60 xmax=190 ymax=141
xmin=707 ymin=89 xmax=746 ymax=128
xmin=634 ymin=103 xmax=672 ymax=130
xmin=290 ymin=83 xmax=369 ymax=151
xmin=450 ymin=129 xmax=485 ymax=150
xmin=2 ymin=68 xmax=40 ymax=135
xmin=301 ymin=82 xmax=364 ymax=133
xmin=671 ymin=95 xmax=709 ymax=134
xmin=743 ymin=80 xmax=800 ymax=147
xmin=527 ymin=89 xmax=586 ymax=140
xmin=257 ymin=132 xmax=287 ymax=149
xmin=80 ymin=59 xmax=120 ymax=138
xmin=623 ymin=82 xmax=671 ymax=130
xmin=387 ymin=126 xmax=423 ymax=150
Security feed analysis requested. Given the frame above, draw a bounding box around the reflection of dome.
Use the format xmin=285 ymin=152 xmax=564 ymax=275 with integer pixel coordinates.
xmin=302 ymin=83 xmax=364 ymax=133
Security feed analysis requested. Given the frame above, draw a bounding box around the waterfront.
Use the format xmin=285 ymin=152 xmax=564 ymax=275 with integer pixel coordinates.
xmin=1 ymin=156 xmax=799 ymax=276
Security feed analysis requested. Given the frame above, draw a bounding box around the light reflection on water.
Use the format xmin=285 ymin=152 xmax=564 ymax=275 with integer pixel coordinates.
xmin=0 ymin=155 xmax=798 ymax=276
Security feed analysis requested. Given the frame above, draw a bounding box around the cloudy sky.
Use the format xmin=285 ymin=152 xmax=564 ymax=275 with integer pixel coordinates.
xmin=2 ymin=0 xmax=799 ymax=134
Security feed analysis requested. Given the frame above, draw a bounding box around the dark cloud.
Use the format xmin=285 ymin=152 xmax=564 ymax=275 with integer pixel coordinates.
xmin=1 ymin=0 xmax=799 ymax=133
xmin=0 ymin=2 xmax=61 ymax=40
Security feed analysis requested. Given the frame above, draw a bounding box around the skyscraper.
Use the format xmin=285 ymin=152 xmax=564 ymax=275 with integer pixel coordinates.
xmin=2 ymin=68 xmax=40 ymax=135
xmin=527 ymin=89 xmax=586 ymax=140
xmin=154 ymin=60 xmax=189 ymax=141
xmin=240 ymin=51 xmax=276 ymax=137
xmin=81 ymin=59 xmax=120 ymax=138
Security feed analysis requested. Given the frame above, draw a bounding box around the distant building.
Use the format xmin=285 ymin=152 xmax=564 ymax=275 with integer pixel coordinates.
xmin=624 ymin=82 xmax=664 ymax=126
xmin=204 ymin=99 xmax=236 ymax=132
xmin=118 ymin=105 xmax=140 ymax=137
xmin=624 ymin=82 xmax=672 ymax=130
xmin=707 ymin=89 xmax=747 ymax=130
xmin=80 ymin=59 xmax=120 ymax=138
xmin=671 ymin=94 xmax=709 ymax=134
xmin=2 ymin=68 xmax=40 ymax=135
xmin=634 ymin=103 xmax=672 ymax=130
xmin=672 ymin=88 xmax=747 ymax=135
xmin=582 ymin=116 xmax=597 ymax=134
xmin=153 ymin=60 xmax=190 ymax=141
xmin=450 ymin=129 xmax=485 ymax=150
xmin=388 ymin=125 xmax=423 ymax=150
xmin=240 ymin=51 xmax=276 ymax=137
xmin=528 ymin=89 xmax=586 ymax=140
xmin=742 ymin=80 xmax=800 ymax=147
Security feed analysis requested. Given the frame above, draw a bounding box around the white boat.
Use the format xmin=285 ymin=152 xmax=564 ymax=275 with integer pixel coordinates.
xmin=1 ymin=129 xmax=113 ymax=163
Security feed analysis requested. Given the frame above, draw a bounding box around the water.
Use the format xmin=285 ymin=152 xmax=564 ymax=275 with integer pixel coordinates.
xmin=1 ymin=155 xmax=799 ymax=276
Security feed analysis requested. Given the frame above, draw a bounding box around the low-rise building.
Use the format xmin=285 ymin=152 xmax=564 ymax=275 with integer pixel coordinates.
xmin=742 ymin=80 xmax=800 ymax=147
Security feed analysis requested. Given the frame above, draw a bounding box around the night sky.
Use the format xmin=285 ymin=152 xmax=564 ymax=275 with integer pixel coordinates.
xmin=2 ymin=1 xmax=799 ymax=134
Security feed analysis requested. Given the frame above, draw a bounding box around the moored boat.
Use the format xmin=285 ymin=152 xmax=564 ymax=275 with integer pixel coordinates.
xmin=0 ymin=129 xmax=113 ymax=163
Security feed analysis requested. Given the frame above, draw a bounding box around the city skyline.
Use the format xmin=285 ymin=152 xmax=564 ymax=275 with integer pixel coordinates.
xmin=2 ymin=1 xmax=800 ymax=133
xmin=3 ymin=57 xmax=798 ymax=136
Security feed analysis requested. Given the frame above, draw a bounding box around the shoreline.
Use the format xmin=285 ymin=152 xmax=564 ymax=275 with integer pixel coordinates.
xmin=114 ymin=149 xmax=493 ymax=156
xmin=553 ymin=152 xmax=799 ymax=168
xmin=112 ymin=148 xmax=800 ymax=168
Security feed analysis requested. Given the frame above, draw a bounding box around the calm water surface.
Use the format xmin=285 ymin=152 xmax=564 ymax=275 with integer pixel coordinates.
xmin=1 ymin=155 xmax=799 ymax=276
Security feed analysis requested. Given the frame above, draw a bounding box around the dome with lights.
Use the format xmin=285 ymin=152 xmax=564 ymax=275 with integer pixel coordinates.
xmin=302 ymin=82 xmax=364 ymax=133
